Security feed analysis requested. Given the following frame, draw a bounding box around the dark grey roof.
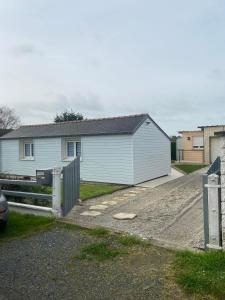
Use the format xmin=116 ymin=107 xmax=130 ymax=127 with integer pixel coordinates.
xmin=0 ymin=129 xmax=13 ymax=137
xmin=0 ymin=114 xmax=170 ymax=140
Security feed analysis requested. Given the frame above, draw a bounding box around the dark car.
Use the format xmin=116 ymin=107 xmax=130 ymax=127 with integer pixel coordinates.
xmin=0 ymin=192 xmax=8 ymax=229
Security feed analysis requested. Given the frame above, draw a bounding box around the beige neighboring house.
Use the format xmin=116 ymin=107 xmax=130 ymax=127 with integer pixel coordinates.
xmin=177 ymin=125 xmax=225 ymax=164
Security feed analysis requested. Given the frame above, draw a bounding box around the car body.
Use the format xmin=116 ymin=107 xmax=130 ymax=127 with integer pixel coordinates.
xmin=0 ymin=192 xmax=8 ymax=228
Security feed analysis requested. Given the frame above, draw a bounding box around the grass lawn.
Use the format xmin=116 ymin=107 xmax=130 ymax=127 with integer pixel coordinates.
xmin=174 ymin=250 xmax=225 ymax=299
xmin=80 ymin=183 xmax=125 ymax=200
xmin=174 ymin=164 xmax=208 ymax=174
xmin=0 ymin=211 xmax=54 ymax=242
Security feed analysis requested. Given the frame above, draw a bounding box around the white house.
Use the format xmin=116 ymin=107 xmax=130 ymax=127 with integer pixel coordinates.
xmin=0 ymin=114 xmax=171 ymax=185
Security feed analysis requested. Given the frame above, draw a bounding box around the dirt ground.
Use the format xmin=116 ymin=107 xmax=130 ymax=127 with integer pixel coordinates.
xmin=0 ymin=224 xmax=197 ymax=300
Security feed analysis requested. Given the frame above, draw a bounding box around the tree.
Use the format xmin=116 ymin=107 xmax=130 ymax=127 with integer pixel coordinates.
xmin=54 ymin=110 xmax=84 ymax=123
xmin=0 ymin=106 xmax=20 ymax=129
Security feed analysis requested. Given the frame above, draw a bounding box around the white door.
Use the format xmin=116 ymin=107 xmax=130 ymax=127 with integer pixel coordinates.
xmin=210 ymin=136 xmax=223 ymax=163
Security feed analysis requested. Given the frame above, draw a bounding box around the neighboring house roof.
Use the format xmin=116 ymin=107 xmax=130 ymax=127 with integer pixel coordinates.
xmin=0 ymin=114 xmax=170 ymax=140
xmin=0 ymin=129 xmax=13 ymax=137
xmin=178 ymin=130 xmax=203 ymax=134
xmin=198 ymin=125 xmax=225 ymax=129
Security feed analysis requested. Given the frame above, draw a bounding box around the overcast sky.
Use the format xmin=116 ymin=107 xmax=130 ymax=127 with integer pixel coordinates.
xmin=0 ymin=0 xmax=224 ymax=135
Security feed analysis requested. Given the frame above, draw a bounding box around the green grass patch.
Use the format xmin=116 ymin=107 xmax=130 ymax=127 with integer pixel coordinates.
xmin=80 ymin=183 xmax=125 ymax=200
xmin=117 ymin=235 xmax=149 ymax=247
xmin=57 ymin=222 xmax=84 ymax=231
xmin=174 ymin=164 xmax=208 ymax=174
xmin=0 ymin=212 xmax=54 ymax=242
xmin=88 ymin=227 xmax=110 ymax=237
xmin=174 ymin=250 xmax=225 ymax=298
xmin=77 ymin=241 xmax=123 ymax=261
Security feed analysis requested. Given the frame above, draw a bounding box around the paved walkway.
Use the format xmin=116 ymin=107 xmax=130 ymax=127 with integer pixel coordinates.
xmin=136 ymin=167 xmax=184 ymax=188
xmin=66 ymin=169 xmax=206 ymax=250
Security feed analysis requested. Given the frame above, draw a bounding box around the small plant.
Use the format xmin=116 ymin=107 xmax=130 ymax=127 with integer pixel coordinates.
xmin=117 ymin=235 xmax=149 ymax=247
xmin=88 ymin=227 xmax=110 ymax=237
xmin=76 ymin=241 xmax=123 ymax=261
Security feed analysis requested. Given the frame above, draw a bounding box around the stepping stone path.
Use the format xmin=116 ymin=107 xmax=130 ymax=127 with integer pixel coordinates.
xmin=128 ymin=191 xmax=139 ymax=194
xmin=102 ymin=201 xmax=117 ymax=205
xmin=89 ymin=204 xmax=108 ymax=210
xmin=80 ymin=211 xmax=102 ymax=217
xmin=113 ymin=213 xmax=137 ymax=220
xmin=113 ymin=197 xmax=128 ymax=201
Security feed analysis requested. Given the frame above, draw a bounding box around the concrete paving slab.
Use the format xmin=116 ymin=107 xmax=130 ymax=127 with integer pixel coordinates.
xmin=89 ymin=204 xmax=108 ymax=210
xmin=113 ymin=213 xmax=137 ymax=220
xmin=102 ymin=201 xmax=117 ymax=205
xmin=136 ymin=168 xmax=184 ymax=188
xmin=80 ymin=211 xmax=102 ymax=217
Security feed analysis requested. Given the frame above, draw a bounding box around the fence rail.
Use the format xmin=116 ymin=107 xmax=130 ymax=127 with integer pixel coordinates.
xmin=0 ymin=179 xmax=39 ymax=186
xmin=0 ymin=159 xmax=80 ymax=217
xmin=1 ymin=190 xmax=52 ymax=201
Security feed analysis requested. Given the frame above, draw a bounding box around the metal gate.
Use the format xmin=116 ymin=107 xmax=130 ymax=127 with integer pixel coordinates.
xmin=62 ymin=157 xmax=80 ymax=216
xmin=203 ymin=156 xmax=221 ymax=250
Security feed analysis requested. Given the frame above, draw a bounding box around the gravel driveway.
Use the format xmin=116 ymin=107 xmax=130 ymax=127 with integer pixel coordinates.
xmin=66 ymin=169 xmax=205 ymax=249
xmin=0 ymin=225 xmax=189 ymax=300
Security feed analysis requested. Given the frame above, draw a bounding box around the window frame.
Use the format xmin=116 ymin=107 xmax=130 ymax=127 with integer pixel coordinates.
xmin=65 ymin=140 xmax=82 ymax=160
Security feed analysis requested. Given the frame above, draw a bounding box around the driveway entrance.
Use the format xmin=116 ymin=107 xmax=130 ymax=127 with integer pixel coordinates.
xmin=66 ymin=168 xmax=205 ymax=249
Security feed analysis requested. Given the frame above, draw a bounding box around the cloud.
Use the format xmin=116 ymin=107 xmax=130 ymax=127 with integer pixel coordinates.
xmin=11 ymin=43 xmax=39 ymax=57
xmin=13 ymin=91 xmax=104 ymax=125
xmin=209 ymin=68 xmax=224 ymax=80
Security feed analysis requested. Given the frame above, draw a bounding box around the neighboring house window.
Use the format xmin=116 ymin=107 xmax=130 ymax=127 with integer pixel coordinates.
xmin=192 ymin=136 xmax=204 ymax=149
xmin=66 ymin=140 xmax=82 ymax=159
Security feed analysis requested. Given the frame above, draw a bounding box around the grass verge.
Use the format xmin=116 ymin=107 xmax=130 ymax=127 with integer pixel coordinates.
xmin=174 ymin=164 xmax=208 ymax=174
xmin=0 ymin=212 xmax=54 ymax=243
xmin=117 ymin=235 xmax=150 ymax=247
xmin=174 ymin=250 xmax=225 ymax=299
xmin=88 ymin=227 xmax=110 ymax=237
xmin=80 ymin=183 xmax=126 ymax=200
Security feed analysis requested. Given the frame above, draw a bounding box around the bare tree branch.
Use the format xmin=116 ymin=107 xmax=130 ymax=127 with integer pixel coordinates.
xmin=0 ymin=106 xmax=20 ymax=129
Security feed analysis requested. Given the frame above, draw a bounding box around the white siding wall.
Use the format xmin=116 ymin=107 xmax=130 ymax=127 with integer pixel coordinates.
xmin=81 ymin=135 xmax=133 ymax=184
xmin=133 ymin=119 xmax=171 ymax=184
xmin=0 ymin=135 xmax=134 ymax=184
xmin=0 ymin=138 xmax=66 ymax=176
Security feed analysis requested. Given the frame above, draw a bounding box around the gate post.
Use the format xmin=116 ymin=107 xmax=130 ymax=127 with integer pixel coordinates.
xmin=52 ymin=167 xmax=62 ymax=218
xmin=220 ymin=139 xmax=225 ymax=249
xmin=206 ymin=174 xmax=222 ymax=250
xmin=202 ymin=173 xmax=209 ymax=249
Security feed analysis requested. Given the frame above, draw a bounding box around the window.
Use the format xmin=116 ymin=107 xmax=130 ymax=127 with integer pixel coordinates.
xmin=192 ymin=136 xmax=204 ymax=149
xmin=66 ymin=141 xmax=82 ymax=159
xmin=24 ymin=142 xmax=34 ymax=158
xmin=67 ymin=141 xmax=75 ymax=157
xmin=76 ymin=141 xmax=81 ymax=157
